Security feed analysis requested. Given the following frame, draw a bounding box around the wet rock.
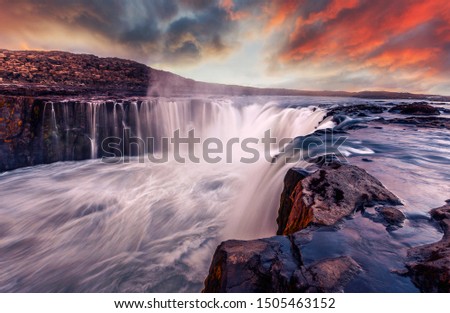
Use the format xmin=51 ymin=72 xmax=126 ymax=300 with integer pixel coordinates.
xmin=277 ymin=163 xmax=401 ymax=235
xmin=378 ymin=207 xmax=406 ymax=225
xmin=277 ymin=168 xmax=312 ymax=234
xmin=293 ymin=256 xmax=362 ymax=292
xmin=0 ymin=96 xmax=96 ymax=172
xmin=325 ymin=104 xmax=386 ymax=118
xmin=388 ymin=103 xmax=440 ymax=115
xmin=436 ymin=106 xmax=450 ymax=114
xmin=406 ymin=204 xmax=450 ymax=292
xmin=202 ymin=237 xmax=301 ymax=293
xmin=383 ymin=117 xmax=450 ymax=130
xmin=202 ymin=236 xmax=361 ymax=293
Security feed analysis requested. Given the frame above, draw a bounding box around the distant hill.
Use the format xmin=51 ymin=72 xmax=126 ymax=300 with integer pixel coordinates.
xmin=0 ymin=49 xmax=449 ymax=100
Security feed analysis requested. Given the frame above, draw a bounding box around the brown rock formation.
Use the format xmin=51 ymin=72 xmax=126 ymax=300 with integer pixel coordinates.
xmin=378 ymin=207 xmax=406 ymax=225
xmin=388 ymin=102 xmax=440 ymax=115
xmin=0 ymin=49 xmax=151 ymax=96
xmin=277 ymin=163 xmax=401 ymax=235
xmin=294 ymin=256 xmax=362 ymax=293
xmin=202 ymin=237 xmax=361 ymax=293
xmin=406 ymin=204 xmax=450 ymax=292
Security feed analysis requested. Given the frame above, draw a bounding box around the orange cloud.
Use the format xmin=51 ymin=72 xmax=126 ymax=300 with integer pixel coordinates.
xmin=273 ymin=0 xmax=450 ymax=78
xmin=220 ymin=0 xmax=248 ymax=21
xmin=366 ymin=48 xmax=439 ymax=71
xmin=264 ymin=0 xmax=301 ymax=31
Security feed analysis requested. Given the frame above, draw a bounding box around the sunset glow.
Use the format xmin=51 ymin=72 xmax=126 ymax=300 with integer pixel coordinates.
xmin=0 ymin=0 xmax=449 ymax=94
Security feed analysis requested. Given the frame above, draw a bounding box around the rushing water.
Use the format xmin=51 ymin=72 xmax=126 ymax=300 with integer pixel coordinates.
xmin=0 ymin=96 xmax=448 ymax=292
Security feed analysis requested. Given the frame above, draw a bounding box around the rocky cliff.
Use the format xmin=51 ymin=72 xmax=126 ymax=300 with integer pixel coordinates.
xmin=2 ymin=49 xmax=450 ymax=99
xmin=0 ymin=49 xmax=324 ymax=97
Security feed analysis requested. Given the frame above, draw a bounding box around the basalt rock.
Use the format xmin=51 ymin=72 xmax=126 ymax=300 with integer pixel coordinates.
xmin=277 ymin=169 xmax=311 ymax=236
xmin=1 ymin=49 xmax=371 ymax=98
xmin=293 ymin=256 xmax=362 ymax=292
xmin=406 ymin=204 xmax=450 ymax=292
xmin=0 ymin=96 xmax=123 ymax=171
xmin=202 ymin=237 xmax=300 ymax=293
xmin=202 ymin=236 xmax=361 ymax=293
xmin=388 ymin=102 xmax=440 ymax=115
xmin=383 ymin=117 xmax=450 ymax=130
xmin=277 ymin=163 xmax=401 ymax=235
xmin=325 ymin=103 xmax=386 ymax=118
xmin=378 ymin=207 xmax=406 ymax=225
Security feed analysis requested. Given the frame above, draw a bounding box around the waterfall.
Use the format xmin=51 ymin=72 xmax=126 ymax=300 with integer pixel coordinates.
xmin=37 ymin=98 xmax=327 ymax=163
xmin=36 ymin=97 xmax=327 ymax=238
xmin=0 ymin=97 xmax=329 ymax=292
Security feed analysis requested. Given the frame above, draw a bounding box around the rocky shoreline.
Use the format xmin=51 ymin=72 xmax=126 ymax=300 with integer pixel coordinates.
xmin=203 ymin=160 xmax=450 ymax=292
xmin=406 ymin=204 xmax=450 ymax=292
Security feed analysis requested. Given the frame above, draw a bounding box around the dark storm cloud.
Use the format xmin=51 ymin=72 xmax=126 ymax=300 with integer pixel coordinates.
xmin=180 ymin=0 xmax=214 ymax=10
xmin=299 ymin=0 xmax=331 ymax=18
xmin=164 ymin=6 xmax=234 ymax=62
xmin=0 ymin=0 xmax=238 ymax=63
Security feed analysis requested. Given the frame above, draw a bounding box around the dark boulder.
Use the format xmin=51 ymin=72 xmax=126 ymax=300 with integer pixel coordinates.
xmin=325 ymin=104 xmax=386 ymax=118
xmin=388 ymin=103 xmax=440 ymax=115
xmin=277 ymin=163 xmax=401 ymax=235
xmin=378 ymin=206 xmax=406 ymax=225
xmin=406 ymin=204 xmax=450 ymax=292
xmin=202 ymin=237 xmax=300 ymax=293
xmin=293 ymin=256 xmax=362 ymax=292
xmin=202 ymin=236 xmax=361 ymax=293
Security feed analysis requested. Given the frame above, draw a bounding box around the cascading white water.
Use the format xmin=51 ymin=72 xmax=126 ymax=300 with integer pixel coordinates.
xmin=132 ymin=98 xmax=328 ymax=239
xmin=0 ymin=97 xmax=329 ymax=292
xmin=87 ymin=102 xmax=99 ymax=159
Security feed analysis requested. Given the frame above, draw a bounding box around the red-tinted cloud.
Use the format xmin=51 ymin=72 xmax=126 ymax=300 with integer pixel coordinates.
xmin=268 ymin=0 xmax=450 ymax=77
xmin=264 ymin=0 xmax=301 ymax=30
xmin=1 ymin=0 xmax=449 ymax=93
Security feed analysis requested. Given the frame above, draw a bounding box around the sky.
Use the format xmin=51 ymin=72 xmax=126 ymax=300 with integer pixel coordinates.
xmin=1 ymin=0 xmax=450 ymax=95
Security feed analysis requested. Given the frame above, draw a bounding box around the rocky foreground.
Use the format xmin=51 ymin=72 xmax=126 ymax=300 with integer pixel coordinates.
xmin=203 ymin=161 xmax=450 ymax=292
xmin=406 ymin=204 xmax=450 ymax=292
xmin=276 ymin=163 xmax=401 ymax=235
xmin=203 ymin=236 xmax=361 ymax=293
